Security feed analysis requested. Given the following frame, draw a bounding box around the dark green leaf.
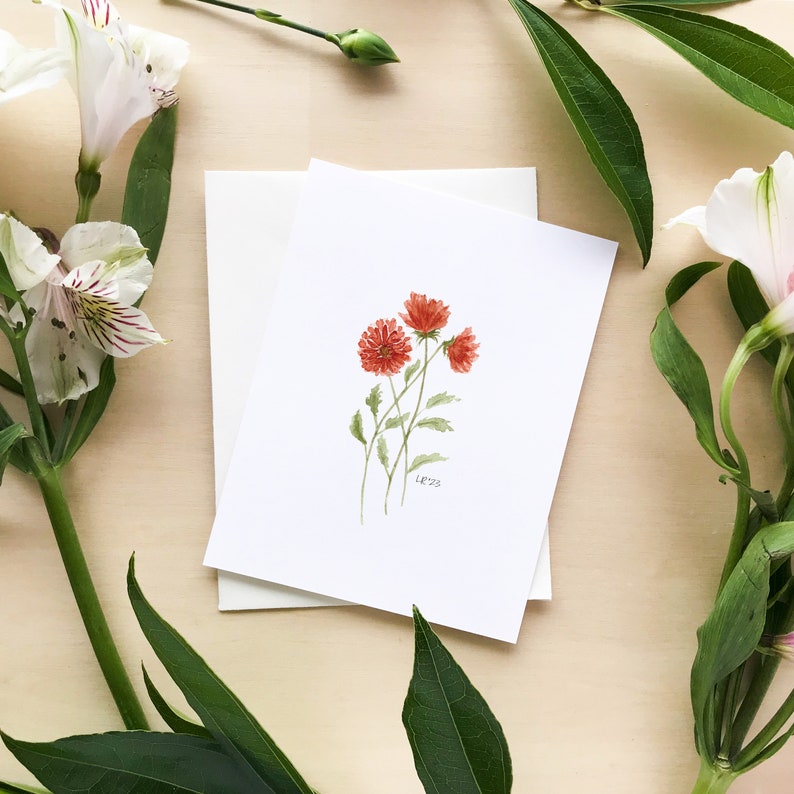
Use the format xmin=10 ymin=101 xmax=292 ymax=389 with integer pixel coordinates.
xmin=650 ymin=262 xmax=735 ymax=471
xmin=376 ymin=436 xmax=389 ymax=470
xmin=0 ymin=780 xmax=50 ymax=793
xmin=721 ymin=477 xmax=779 ymax=524
xmin=122 ymin=105 xmax=177 ymax=265
xmin=0 ymin=368 xmax=22 ymax=395
xmin=605 ymin=0 xmax=747 ymax=5
xmin=602 ymin=5 xmax=794 ymax=130
xmin=59 ymin=356 xmax=116 ymax=464
xmin=425 ymin=392 xmax=458 ymax=410
xmin=416 ymin=418 xmax=454 ymax=433
xmin=2 ymin=730 xmax=263 ymax=794
xmin=691 ymin=522 xmax=794 ymax=758
xmin=384 ymin=413 xmax=410 ymax=430
xmin=507 ymin=0 xmax=653 ymax=265
xmin=402 ymin=607 xmax=512 ymax=794
xmin=407 ymin=453 xmax=448 ymax=474
xmin=365 ymin=384 xmax=382 ymax=418
xmin=127 ymin=557 xmax=314 ymax=794
xmin=349 ymin=410 xmax=366 ymax=445
xmin=142 ymin=665 xmax=213 ymax=740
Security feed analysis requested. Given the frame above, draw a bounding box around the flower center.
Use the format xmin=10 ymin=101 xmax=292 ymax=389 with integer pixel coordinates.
xmin=378 ymin=345 xmax=391 ymax=359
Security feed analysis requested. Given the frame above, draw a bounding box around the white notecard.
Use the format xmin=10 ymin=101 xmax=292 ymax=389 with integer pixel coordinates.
xmin=204 ymin=160 xmax=616 ymax=642
xmin=205 ymin=166 xmax=551 ymax=611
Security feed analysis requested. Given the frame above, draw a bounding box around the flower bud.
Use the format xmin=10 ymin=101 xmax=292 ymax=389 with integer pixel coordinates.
xmin=330 ymin=28 xmax=399 ymax=66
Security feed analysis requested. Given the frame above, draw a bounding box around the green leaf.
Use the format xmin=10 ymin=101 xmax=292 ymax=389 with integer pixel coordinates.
xmin=416 ymin=417 xmax=454 ymax=433
xmin=407 ymin=453 xmax=448 ymax=474
xmin=602 ymin=4 xmax=794 ymax=131
xmin=0 ymin=368 xmax=22 ymax=395
xmin=0 ymin=423 xmax=26 ymax=485
xmin=404 ymin=360 xmax=422 ymax=384
xmin=507 ymin=0 xmax=653 ymax=265
xmin=0 ymin=781 xmax=50 ymax=794
xmin=376 ymin=435 xmax=389 ymax=470
xmin=425 ymin=392 xmax=459 ymax=410
xmin=402 ymin=607 xmax=512 ymax=794
xmin=691 ymin=522 xmax=794 ymax=758
xmin=127 ymin=557 xmax=314 ymax=794
xmin=650 ymin=262 xmax=735 ymax=471
xmin=59 ymin=357 xmax=116 ymax=464
xmin=365 ymin=384 xmax=382 ymax=418
xmin=1 ymin=730 xmax=264 ymax=794
xmin=604 ymin=0 xmax=746 ymax=5
xmin=142 ymin=665 xmax=213 ymax=740
xmin=721 ymin=476 xmax=779 ymax=524
xmin=122 ymin=105 xmax=177 ymax=265
xmin=349 ymin=410 xmax=366 ymax=445
xmin=384 ymin=412 xmax=410 ymax=430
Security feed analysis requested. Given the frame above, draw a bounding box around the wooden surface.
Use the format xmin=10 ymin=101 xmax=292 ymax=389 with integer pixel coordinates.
xmin=2 ymin=0 xmax=794 ymax=791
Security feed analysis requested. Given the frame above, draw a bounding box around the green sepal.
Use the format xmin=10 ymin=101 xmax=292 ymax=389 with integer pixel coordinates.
xmin=507 ymin=0 xmax=653 ymax=266
xmin=127 ymin=557 xmax=314 ymax=794
xmin=691 ymin=522 xmax=794 ymax=759
xmin=1 ymin=730 xmax=264 ymax=794
xmin=650 ymin=262 xmax=736 ymax=471
xmin=402 ymin=607 xmax=512 ymax=794
xmin=601 ymin=5 xmax=794 ymax=131
xmin=142 ymin=665 xmax=214 ymax=740
xmin=122 ymin=105 xmax=177 ymax=266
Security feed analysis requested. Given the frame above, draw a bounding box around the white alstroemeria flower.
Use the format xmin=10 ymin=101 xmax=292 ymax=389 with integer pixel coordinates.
xmin=0 ymin=215 xmax=164 ymax=404
xmin=0 ymin=29 xmax=67 ymax=105
xmin=48 ymin=0 xmax=188 ymax=170
xmin=665 ymin=151 xmax=794 ymax=337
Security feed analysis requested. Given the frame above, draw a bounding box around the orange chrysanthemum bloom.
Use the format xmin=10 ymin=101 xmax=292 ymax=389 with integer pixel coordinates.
xmin=446 ymin=327 xmax=479 ymax=373
xmin=399 ymin=292 xmax=451 ymax=337
xmin=358 ymin=318 xmax=413 ymax=376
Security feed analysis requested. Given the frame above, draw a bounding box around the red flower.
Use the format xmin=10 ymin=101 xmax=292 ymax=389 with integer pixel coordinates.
xmin=399 ymin=292 xmax=451 ymax=336
xmin=358 ymin=318 xmax=413 ymax=376
xmin=446 ymin=327 xmax=479 ymax=373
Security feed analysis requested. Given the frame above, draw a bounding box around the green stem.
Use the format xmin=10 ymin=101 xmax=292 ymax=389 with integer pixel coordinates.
xmin=773 ymin=339 xmax=794 ymax=513
xmin=28 ymin=448 xmax=148 ymax=730
xmin=1 ymin=320 xmax=50 ymax=458
xmin=75 ymin=167 xmax=101 ymax=224
xmin=734 ymin=686 xmax=794 ymax=771
xmin=690 ymin=759 xmax=736 ymax=794
xmin=191 ymin=0 xmax=328 ymax=38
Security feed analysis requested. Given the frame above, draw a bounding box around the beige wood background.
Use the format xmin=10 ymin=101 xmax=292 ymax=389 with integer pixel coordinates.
xmin=2 ymin=0 xmax=794 ymax=791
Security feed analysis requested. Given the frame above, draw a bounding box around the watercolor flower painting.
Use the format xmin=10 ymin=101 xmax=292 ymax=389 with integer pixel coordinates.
xmin=350 ymin=292 xmax=479 ymax=523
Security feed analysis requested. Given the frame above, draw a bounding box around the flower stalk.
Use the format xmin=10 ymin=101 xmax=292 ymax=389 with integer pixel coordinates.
xmin=25 ymin=441 xmax=149 ymax=731
xmin=188 ymin=0 xmax=399 ymax=64
xmin=691 ymin=760 xmax=735 ymax=794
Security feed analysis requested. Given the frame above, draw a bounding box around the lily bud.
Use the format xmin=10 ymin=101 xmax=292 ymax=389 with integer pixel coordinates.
xmin=330 ymin=28 xmax=399 ymax=65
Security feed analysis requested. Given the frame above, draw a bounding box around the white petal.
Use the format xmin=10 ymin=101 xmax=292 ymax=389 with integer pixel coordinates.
xmin=22 ymin=280 xmax=105 ymax=404
xmin=0 ymin=29 xmax=66 ymax=105
xmin=59 ymin=222 xmax=152 ymax=304
xmin=55 ymin=8 xmax=152 ymax=168
xmin=127 ymin=25 xmax=189 ymax=93
xmin=703 ymin=153 xmax=794 ymax=306
xmin=0 ymin=215 xmax=59 ymax=290
xmin=662 ymin=205 xmax=706 ymax=232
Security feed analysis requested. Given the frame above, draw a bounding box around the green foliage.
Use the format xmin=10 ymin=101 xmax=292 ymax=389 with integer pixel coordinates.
xmin=416 ymin=417 xmax=454 ymax=433
xmin=365 ymin=384 xmax=382 ymax=418
xmin=403 ymin=607 xmax=512 ymax=794
xmin=349 ymin=409 xmax=366 ymax=444
xmin=0 ymin=423 xmax=26 ymax=485
xmin=408 ymin=453 xmax=449 ymax=473
xmin=507 ymin=0 xmax=654 ymax=266
xmin=425 ymin=392 xmax=458 ymax=409
xmin=602 ymin=5 xmax=794 ymax=131
xmin=650 ymin=262 xmax=736 ymax=471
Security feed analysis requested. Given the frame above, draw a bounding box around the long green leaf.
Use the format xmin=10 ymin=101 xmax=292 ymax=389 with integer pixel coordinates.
xmin=2 ymin=730 xmax=262 ymax=794
xmin=0 ymin=368 xmax=22 ymax=395
xmin=142 ymin=666 xmax=214 ymax=740
xmin=127 ymin=558 xmax=313 ymax=794
xmin=690 ymin=522 xmax=794 ymax=758
xmin=507 ymin=0 xmax=653 ymax=265
xmin=602 ymin=5 xmax=794 ymax=130
xmin=0 ymin=781 xmax=50 ymax=794
xmin=122 ymin=105 xmax=177 ymax=265
xmin=650 ymin=262 xmax=735 ymax=471
xmin=402 ymin=607 xmax=512 ymax=794
xmin=605 ymin=0 xmax=745 ymax=5
xmin=0 ymin=423 xmax=26 ymax=485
